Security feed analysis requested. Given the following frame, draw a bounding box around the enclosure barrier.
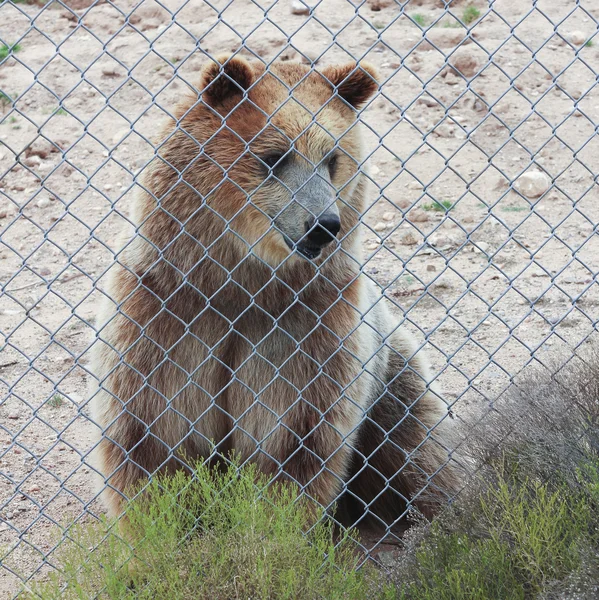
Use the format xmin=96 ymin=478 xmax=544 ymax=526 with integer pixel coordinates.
xmin=0 ymin=0 xmax=598 ymax=596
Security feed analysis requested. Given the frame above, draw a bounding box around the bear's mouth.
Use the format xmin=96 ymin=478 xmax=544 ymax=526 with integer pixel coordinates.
xmin=283 ymin=237 xmax=323 ymax=261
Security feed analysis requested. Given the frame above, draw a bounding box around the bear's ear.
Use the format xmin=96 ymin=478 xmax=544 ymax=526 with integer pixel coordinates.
xmin=321 ymin=62 xmax=379 ymax=109
xmin=200 ymin=54 xmax=255 ymax=105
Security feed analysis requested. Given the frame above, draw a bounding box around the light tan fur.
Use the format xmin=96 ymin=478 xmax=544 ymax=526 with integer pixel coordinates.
xmin=89 ymin=55 xmax=459 ymax=527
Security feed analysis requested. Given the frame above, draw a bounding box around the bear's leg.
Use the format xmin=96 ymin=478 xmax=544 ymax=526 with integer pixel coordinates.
xmin=94 ymin=410 xmax=173 ymax=518
xmin=337 ymin=331 xmax=459 ymax=529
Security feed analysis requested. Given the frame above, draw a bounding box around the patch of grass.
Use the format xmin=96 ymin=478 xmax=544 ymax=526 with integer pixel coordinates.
xmin=501 ymin=205 xmax=528 ymax=212
xmin=26 ymin=458 xmax=392 ymax=599
xmin=48 ymin=394 xmax=64 ymax=408
xmin=396 ymin=465 xmax=597 ymax=600
xmin=0 ymin=43 xmax=21 ymax=61
xmin=585 ymin=39 xmax=593 ymax=47
xmin=53 ymin=107 xmax=67 ymax=116
xmin=422 ymin=199 xmax=454 ymax=212
xmin=462 ymin=5 xmax=481 ymax=26
xmin=394 ymin=350 xmax=599 ymax=599
xmin=411 ymin=13 xmax=427 ymax=28
xmin=442 ymin=20 xmax=462 ymax=28
xmin=372 ymin=19 xmax=385 ymax=30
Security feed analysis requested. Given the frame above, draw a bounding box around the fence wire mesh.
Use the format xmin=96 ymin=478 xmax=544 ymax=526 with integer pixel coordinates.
xmin=1 ymin=0 xmax=599 ymax=595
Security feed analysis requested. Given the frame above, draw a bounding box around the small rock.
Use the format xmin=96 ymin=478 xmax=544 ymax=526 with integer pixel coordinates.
xmin=493 ymin=177 xmax=509 ymax=192
xmin=5 ymin=512 xmax=13 ymax=520
xmin=290 ymin=0 xmax=310 ymax=14
xmin=382 ymin=211 xmax=394 ymax=221
xmin=28 ymin=485 xmax=40 ymax=493
xmin=112 ymin=129 xmax=130 ymax=145
xmin=399 ymin=231 xmax=417 ymax=245
xmin=443 ymin=71 xmax=460 ymax=86
xmin=434 ymin=124 xmax=454 ymax=138
xmin=373 ymin=222 xmax=386 ymax=232
xmin=370 ymin=165 xmax=380 ymax=176
xmin=7 ymin=412 xmax=19 ymax=420
xmin=300 ymin=50 xmax=319 ymax=65
xmin=23 ymin=156 xmax=41 ymax=168
xmin=365 ymin=242 xmax=379 ymax=251
xmin=36 ymin=197 xmax=51 ymax=209
xmin=569 ymin=31 xmax=587 ymax=46
xmin=571 ymin=88 xmax=583 ymax=100
xmin=25 ymin=139 xmax=56 ymax=160
xmin=429 ymin=233 xmax=452 ymax=247
xmin=39 ymin=267 xmax=51 ymax=277
xmin=426 ymin=264 xmax=436 ymax=272
xmin=407 ymin=181 xmax=423 ymax=191
xmin=515 ymin=171 xmax=550 ymax=198
xmin=417 ymin=95 xmax=438 ymax=108
xmin=367 ymin=0 xmax=393 ymax=10
xmin=478 ymin=241 xmax=490 ymax=253
xmin=410 ymin=209 xmax=429 ymax=223
xmin=0 ymin=209 xmax=8 ymax=219
xmin=104 ymin=184 xmax=113 ymax=191
xmin=450 ymin=49 xmax=480 ymax=78
xmin=462 ymin=215 xmax=474 ymax=224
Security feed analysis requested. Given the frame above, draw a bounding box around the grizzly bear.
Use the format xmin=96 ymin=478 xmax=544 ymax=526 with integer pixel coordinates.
xmin=89 ymin=54 xmax=459 ymax=529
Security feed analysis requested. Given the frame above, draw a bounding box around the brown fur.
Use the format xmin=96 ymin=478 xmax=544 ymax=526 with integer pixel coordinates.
xmin=90 ymin=54 xmax=459 ymax=528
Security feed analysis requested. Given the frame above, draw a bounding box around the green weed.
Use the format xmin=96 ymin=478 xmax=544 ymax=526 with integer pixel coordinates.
xmin=53 ymin=107 xmax=67 ymax=116
xmin=501 ymin=206 xmax=528 ymax=212
xmin=48 ymin=394 xmax=64 ymax=408
xmin=26 ymin=458 xmax=391 ymax=599
xmin=0 ymin=43 xmax=21 ymax=61
xmin=585 ymin=39 xmax=593 ymax=47
xmin=422 ymin=199 xmax=453 ymax=212
xmin=442 ymin=20 xmax=462 ymax=28
xmin=462 ymin=5 xmax=481 ymax=25
xmin=411 ymin=13 xmax=427 ymax=28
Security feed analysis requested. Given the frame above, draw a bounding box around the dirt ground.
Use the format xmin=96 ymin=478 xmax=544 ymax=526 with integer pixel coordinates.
xmin=0 ymin=0 xmax=598 ymax=595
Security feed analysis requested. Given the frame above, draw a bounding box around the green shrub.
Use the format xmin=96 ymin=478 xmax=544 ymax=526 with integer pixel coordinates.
xmin=394 ymin=348 xmax=599 ymax=599
xmin=462 ymin=5 xmax=481 ymax=26
xmin=26 ymin=459 xmax=392 ymax=599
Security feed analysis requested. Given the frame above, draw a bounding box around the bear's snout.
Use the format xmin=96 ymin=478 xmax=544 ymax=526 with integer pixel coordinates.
xmin=304 ymin=214 xmax=341 ymax=247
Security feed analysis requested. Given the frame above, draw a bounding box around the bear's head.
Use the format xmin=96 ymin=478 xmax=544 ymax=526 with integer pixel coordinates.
xmin=147 ymin=54 xmax=378 ymax=269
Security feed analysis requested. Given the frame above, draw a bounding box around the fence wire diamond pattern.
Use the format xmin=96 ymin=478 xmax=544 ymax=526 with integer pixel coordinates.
xmin=1 ymin=0 xmax=598 ymax=596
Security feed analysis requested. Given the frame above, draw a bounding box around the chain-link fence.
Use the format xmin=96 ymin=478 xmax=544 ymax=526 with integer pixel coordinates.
xmin=1 ymin=0 xmax=598 ymax=595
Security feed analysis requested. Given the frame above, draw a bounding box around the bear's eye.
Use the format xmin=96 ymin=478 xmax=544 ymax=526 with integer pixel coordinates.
xmin=328 ymin=153 xmax=338 ymax=178
xmin=260 ymin=152 xmax=286 ymax=170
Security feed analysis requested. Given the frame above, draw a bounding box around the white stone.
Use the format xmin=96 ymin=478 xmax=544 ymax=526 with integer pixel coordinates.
xmin=36 ymin=197 xmax=50 ymax=209
xmin=569 ymin=31 xmax=586 ymax=46
xmin=382 ymin=211 xmax=394 ymax=222
xmin=290 ymin=0 xmax=310 ymax=15
xmin=515 ymin=171 xmax=550 ymax=198
xmin=407 ymin=181 xmax=423 ymax=190
xmin=373 ymin=222 xmax=387 ymax=232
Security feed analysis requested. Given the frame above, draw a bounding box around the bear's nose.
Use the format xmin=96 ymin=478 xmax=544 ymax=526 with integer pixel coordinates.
xmin=304 ymin=214 xmax=341 ymax=247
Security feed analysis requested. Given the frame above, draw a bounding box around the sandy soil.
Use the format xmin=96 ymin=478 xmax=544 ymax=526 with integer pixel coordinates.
xmin=1 ymin=0 xmax=598 ymax=595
